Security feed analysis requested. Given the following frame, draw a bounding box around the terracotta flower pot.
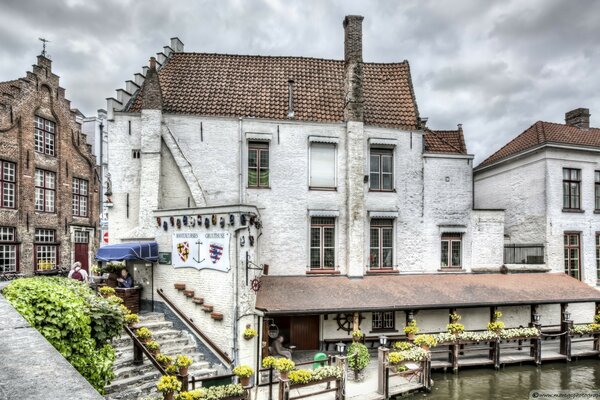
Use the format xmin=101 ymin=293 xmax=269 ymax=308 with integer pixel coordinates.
xmin=240 ymin=376 xmax=250 ymax=386
xmin=421 ymin=345 xmax=430 ymax=351
xmin=164 ymin=391 xmax=174 ymax=400
xmin=179 ymin=366 xmax=189 ymax=376
xmin=279 ymin=371 xmax=289 ymax=380
xmin=407 ymin=332 xmax=415 ymax=341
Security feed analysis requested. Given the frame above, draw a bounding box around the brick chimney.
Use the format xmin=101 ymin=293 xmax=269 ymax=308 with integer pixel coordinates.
xmin=343 ymin=15 xmax=364 ymax=122
xmin=565 ymin=108 xmax=590 ymax=129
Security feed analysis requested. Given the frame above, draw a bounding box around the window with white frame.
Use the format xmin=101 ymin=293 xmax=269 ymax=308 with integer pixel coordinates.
xmin=0 ymin=160 xmax=16 ymax=208
xmin=248 ymin=141 xmax=269 ymax=188
xmin=0 ymin=227 xmax=17 ymax=273
xmin=34 ymin=116 xmax=56 ymax=156
xmin=309 ymin=143 xmax=336 ymax=188
xmin=372 ymin=311 xmax=395 ymax=331
xmin=441 ymin=233 xmax=462 ymax=268
xmin=369 ymin=219 xmax=394 ymax=269
xmin=72 ymin=178 xmax=88 ymax=217
xmin=310 ymin=217 xmax=335 ymax=269
xmin=35 ymin=169 xmax=56 ymax=212
xmin=369 ymin=148 xmax=393 ymax=191
xmin=35 ymin=229 xmax=58 ymax=269
xmin=563 ymin=168 xmax=581 ymax=210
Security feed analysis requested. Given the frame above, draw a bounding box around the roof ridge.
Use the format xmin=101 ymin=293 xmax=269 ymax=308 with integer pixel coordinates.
xmin=477 ymin=121 xmax=542 ymax=168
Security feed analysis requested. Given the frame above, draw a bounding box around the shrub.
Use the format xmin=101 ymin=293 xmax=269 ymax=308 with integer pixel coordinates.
xmin=346 ymin=342 xmax=369 ymax=372
xmin=403 ymin=320 xmax=419 ymax=335
xmin=413 ymin=334 xmax=438 ymax=348
xmin=274 ymin=358 xmax=295 ymax=372
xmin=2 ymin=277 xmax=122 ymax=393
xmin=262 ymin=356 xmax=277 ymax=368
xmin=156 ymin=375 xmax=181 ymax=393
xmin=176 ymin=354 xmax=194 ymax=368
xmin=233 ymin=364 xmax=254 ymax=378
xmin=99 ymin=286 xmax=116 ymax=296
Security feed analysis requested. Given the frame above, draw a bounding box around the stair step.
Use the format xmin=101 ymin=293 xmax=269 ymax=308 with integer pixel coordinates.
xmin=105 ymin=369 xmax=161 ymax=392
xmin=114 ymin=351 xmax=206 ymax=370
xmin=174 ymin=282 xmax=186 ymax=290
xmin=183 ymin=289 xmax=195 ymax=297
xmin=202 ymin=305 xmax=214 ymax=312
xmin=136 ymin=320 xmax=174 ymax=331
xmin=211 ymin=312 xmax=224 ymax=321
xmin=113 ymin=329 xmax=184 ymax=347
xmin=138 ymin=312 xmax=165 ymax=322
xmin=192 ymin=296 xmax=204 ymax=305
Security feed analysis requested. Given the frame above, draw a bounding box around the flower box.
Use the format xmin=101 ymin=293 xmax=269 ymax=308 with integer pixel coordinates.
xmin=289 ymin=375 xmax=337 ymax=389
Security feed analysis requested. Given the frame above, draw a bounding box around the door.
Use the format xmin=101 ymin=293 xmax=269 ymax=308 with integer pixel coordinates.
xmin=290 ymin=315 xmax=320 ymax=350
xmin=74 ymin=231 xmax=89 ymax=272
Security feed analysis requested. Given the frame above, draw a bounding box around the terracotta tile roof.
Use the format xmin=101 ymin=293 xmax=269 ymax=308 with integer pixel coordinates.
xmin=424 ymin=128 xmax=467 ymax=154
xmin=127 ymin=53 xmax=419 ymax=129
xmin=255 ymin=273 xmax=600 ymax=315
xmin=477 ymin=121 xmax=600 ymax=168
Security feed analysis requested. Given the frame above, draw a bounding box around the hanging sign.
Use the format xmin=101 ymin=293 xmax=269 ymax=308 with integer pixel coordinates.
xmin=172 ymin=232 xmax=231 ymax=272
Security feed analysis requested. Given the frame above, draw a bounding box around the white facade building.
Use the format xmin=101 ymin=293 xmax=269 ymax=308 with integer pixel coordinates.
xmin=104 ymin=17 xmax=598 ymax=375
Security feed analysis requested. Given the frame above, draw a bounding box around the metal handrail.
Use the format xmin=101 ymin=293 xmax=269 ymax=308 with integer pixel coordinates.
xmin=123 ymin=325 xmax=167 ymax=375
xmin=156 ymin=288 xmax=233 ymax=366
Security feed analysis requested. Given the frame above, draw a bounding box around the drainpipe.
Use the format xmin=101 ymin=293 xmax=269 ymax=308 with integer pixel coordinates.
xmin=238 ymin=118 xmax=244 ymax=204
xmin=232 ymin=223 xmax=247 ymax=367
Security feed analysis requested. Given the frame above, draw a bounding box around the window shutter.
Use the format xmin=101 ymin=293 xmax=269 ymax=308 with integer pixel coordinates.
xmin=310 ymin=143 xmax=336 ymax=187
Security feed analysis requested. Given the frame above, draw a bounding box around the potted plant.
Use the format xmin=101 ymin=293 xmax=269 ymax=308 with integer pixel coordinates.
xmin=233 ymin=364 xmax=254 ymax=386
xmin=243 ymin=325 xmax=258 ymax=340
xmin=104 ymin=262 xmax=124 ymax=288
xmin=392 ymin=341 xmax=414 ymax=351
xmin=124 ymin=313 xmax=140 ymax=327
xmin=447 ymin=312 xmax=465 ymax=336
xmin=165 ymin=365 xmax=178 ymax=375
xmin=157 ymin=354 xmax=174 ymax=367
xmin=146 ymin=340 xmax=160 ymax=355
xmin=351 ymin=329 xmax=364 ymax=342
xmin=413 ymin=334 xmax=437 ymax=351
xmin=346 ymin=342 xmax=370 ymax=381
xmin=176 ymin=354 xmax=193 ymax=376
xmin=261 ymin=356 xmax=277 ymax=369
xmin=404 ymin=320 xmax=419 ymax=341
xmin=274 ymin=358 xmax=295 ymax=380
xmin=156 ymin=375 xmax=181 ymax=400
xmin=488 ymin=311 xmax=505 ymax=334
xmin=99 ymin=286 xmax=116 ymax=298
xmin=288 ymin=369 xmax=313 ymax=385
xmin=135 ymin=327 xmax=153 ymax=344
xmin=387 ymin=352 xmax=407 ymax=373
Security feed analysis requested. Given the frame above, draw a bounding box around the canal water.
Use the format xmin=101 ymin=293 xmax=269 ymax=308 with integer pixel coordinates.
xmin=410 ymin=360 xmax=600 ymax=400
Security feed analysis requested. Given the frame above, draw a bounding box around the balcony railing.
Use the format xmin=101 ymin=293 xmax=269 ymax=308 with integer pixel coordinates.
xmin=504 ymin=244 xmax=545 ymax=264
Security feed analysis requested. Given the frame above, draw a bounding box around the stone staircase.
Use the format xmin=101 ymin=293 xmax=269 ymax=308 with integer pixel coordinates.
xmin=105 ymin=312 xmax=218 ymax=400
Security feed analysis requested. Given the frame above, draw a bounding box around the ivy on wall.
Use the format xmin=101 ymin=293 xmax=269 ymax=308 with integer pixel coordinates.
xmin=3 ymin=277 xmax=124 ymax=393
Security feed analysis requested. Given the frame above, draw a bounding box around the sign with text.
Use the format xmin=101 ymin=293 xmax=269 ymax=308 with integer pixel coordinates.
xmin=172 ymin=232 xmax=231 ymax=272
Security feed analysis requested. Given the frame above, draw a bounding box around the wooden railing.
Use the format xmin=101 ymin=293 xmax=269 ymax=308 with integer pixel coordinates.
xmin=123 ymin=324 xmax=167 ymax=375
xmin=157 ymin=288 xmax=233 ymax=366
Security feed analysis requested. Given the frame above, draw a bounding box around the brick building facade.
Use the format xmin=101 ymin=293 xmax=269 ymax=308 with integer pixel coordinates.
xmin=0 ymin=54 xmax=99 ymax=275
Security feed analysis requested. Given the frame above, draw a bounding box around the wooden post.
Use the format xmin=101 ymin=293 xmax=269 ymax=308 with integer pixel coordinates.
xmin=178 ymin=373 xmax=188 ymax=392
xmin=133 ymin=341 xmax=143 ymax=365
xmin=560 ymin=303 xmax=569 ymax=356
xmin=377 ymin=346 xmax=389 ymax=395
xmin=336 ymin=355 xmax=347 ymax=400
xmin=278 ymin=378 xmax=288 ymax=400
xmin=353 ymin=312 xmax=360 ymax=333
xmin=451 ymin=343 xmax=459 ymax=373
xmin=564 ymin=320 xmax=573 ymax=362
xmin=493 ymin=339 xmax=500 ymax=369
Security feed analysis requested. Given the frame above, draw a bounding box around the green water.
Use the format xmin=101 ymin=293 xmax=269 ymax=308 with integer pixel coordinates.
xmin=410 ymin=360 xmax=600 ymax=400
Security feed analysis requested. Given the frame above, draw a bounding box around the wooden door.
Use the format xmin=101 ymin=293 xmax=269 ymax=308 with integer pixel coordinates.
xmin=290 ymin=315 xmax=320 ymax=350
xmin=74 ymin=243 xmax=89 ymax=272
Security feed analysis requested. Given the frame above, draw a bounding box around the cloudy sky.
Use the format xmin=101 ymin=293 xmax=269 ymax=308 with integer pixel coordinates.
xmin=1 ymin=0 xmax=599 ymax=163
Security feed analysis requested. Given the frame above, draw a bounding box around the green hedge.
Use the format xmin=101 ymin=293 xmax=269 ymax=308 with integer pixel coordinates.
xmin=347 ymin=342 xmax=370 ymax=372
xmin=3 ymin=277 xmax=124 ymax=393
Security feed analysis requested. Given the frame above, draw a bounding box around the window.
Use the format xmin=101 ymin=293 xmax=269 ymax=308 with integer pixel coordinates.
xmin=310 ymin=217 xmax=335 ymax=269
xmin=372 ymin=311 xmax=395 ymax=331
xmin=595 ymin=171 xmax=600 ymax=211
xmin=596 ymin=233 xmax=600 ymax=282
xmin=35 ymin=169 xmax=55 ymax=212
xmin=369 ymin=219 xmax=393 ymax=269
xmin=34 ymin=116 xmax=55 ymax=156
xmin=563 ymin=168 xmax=581 ymax=210
xmin=248 ymin=141 xmax=269 ymax=188
xmin=309 ymin=143 xmax=336 ymax=188
xmin=132 ymin=149 xmax=140 ymax=159
xmin=369 ymin=148 xmax=393 ymax=191
xmin=441 ymin=233 xmax=462 ymax=268
xmin=0 ymin=227 xmax=17 ymax=273
xmin=0 ymin=160 xmax=16 ymax=208
xmin=35 ymin=229 xmax=58 ymax=269
xmin=72 ymin=178 xmax=88 ymax=217
xmin=564 ymin=233 xmax=581 ymax=280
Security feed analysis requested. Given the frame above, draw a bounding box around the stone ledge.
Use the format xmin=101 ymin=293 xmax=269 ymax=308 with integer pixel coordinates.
xmin=471 ymin=264 xmax=550 ymax=273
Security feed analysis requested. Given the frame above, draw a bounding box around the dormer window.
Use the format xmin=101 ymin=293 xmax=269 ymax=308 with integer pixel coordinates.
xmin=34 ymin=116 xmax=56 ymax=156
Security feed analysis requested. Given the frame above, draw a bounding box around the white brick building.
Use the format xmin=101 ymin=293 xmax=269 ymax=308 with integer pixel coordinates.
xmin=103 ymin=17 xmax=598 ymax=375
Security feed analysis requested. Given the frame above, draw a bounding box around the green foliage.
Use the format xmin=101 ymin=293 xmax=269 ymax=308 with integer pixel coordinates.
xmin=392 ymin=341 xmax=415 ymax=351
xmin=403 ymin=319 xmax=419 ymax=335
xmin=413 ymin=334 xmax=438 ymax=348
xmin=487 ymin=321 xmax=505 ymax=332
xmin=449 ymin=312 xmax=462 ymax=322
xmin=165 ymin=365 xmax=178 ymax=375
xmin=351 ymin=330 xmax=364 ymax=339
xmin=594 ymin=313 xmax=600 ymax=324
xmin=346 ymin=342 xmax=370 ymax=372
xmin=176 ymin=354 xmax=193 ymax=368
xmin=136 ymin=327 xmax=153 ymax=341
xmin=287 ymin=367 xmax=342 ymax=385
xmin=288 ymin=369 xmax=312 ymax=384
xmin=447 ymin=323 xmax=465 ymax=335
xmin=175 ymin=384 xmax=244 ymax=400
xmin=156 ymin=375 xmax=182 ymax=393
xmin=243 ymin=327 xmax=257 ymax=339
xmin=99 ymin=286 xmax=116 ymax=296
xmin=232 ymin=364 xmax=254 ymax=378
xmin=261 ymin=356 xmax=277 ymax=368
xmin=156 ymin=353 xmax=174 ymax=366
xmin=274 ymin=358 xmax=295 ymax=372
xmin=2 ymin=277 xmax=122 ymax=393
xmin=146 ymin=341 xmax=160 ymax=352
xmin=124 ymin=313 xmax=140 ymax=326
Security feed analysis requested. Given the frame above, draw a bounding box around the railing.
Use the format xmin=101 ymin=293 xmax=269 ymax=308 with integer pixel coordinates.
xmin=157 ymin=288 xmax=233 ymax=366
xmin=123 ymin=325 xmax=167 ymax=375
xmin=504 ymin=244 xmax=544 ymax=264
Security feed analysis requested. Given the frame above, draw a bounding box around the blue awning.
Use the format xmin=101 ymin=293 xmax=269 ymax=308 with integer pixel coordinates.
xmin=96 ymin=242 xmax=158 ymax=262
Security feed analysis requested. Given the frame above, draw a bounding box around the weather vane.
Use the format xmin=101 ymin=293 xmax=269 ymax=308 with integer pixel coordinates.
xmin=38 ymin=37 xmax=50 ymax=57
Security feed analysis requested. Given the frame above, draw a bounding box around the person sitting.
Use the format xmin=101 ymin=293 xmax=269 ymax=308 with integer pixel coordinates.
xmin=273 ymin=336 xmax=292 ymax=359
xmin=116 ymin=268 xmax=133 ymax=288
xmin=68 ymin=262 xmax=89 ymax=284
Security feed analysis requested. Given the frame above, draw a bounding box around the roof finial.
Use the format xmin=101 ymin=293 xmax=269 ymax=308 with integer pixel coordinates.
xmin=38 ymin=37 xmax=50 ymax=57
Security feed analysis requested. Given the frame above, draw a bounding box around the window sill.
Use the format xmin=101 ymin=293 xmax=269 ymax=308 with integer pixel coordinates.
xmin=246 ymin=186 xmax=271 ymax=190
xmin=438 ymin=267 xmax=465 ymax=272
xmin=369 ymin=329 xmax=399 ymax=335
xmin=562 ymin=208 xmax=584 ymax=213
xmin=309 ymin=187 xmax=337 ymax=191
xmin=366 ymin=269 xmax=399 ymax=275
xmin=306 ymin=269 xmax=340 ymax=275
xmin=368 ymin=189 xmax=396 ymax=193
xmin=594 ymin=210 xmax=600 ymax=214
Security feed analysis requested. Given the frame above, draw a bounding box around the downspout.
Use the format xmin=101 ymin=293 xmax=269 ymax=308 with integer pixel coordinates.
xmin=232 ymin=224 xmax=247 ymax=367
xmin=239 ymin=118 xmax=244 ymax=204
